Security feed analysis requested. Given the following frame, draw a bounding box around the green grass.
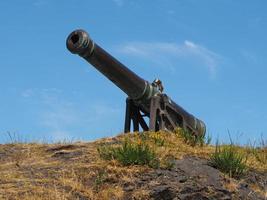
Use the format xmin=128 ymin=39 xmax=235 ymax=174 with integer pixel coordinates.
xmin=161 ymin=155 xmax=176 ymax=170
xmin=248 ymin=136 xmax=267 ymax=165
xmin=150 ymin=132 xmax=165 ymax=146
xmin=94 ymin=169 xmax=108 ymax=191
xmin=210 ymin=142 xmax=247 ymax=178
xmin=174 ymin=128 xmax=212 ymax=146
xmin=98 ymin=139 xmax=159 ymax=168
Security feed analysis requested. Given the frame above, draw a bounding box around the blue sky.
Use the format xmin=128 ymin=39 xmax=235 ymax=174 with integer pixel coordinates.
xmin=0 ymin=0 xmax=266 ymax=144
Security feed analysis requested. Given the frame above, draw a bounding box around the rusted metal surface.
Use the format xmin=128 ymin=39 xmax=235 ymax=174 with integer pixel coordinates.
xmin=66 ymin=29 xmax=206 ymax=136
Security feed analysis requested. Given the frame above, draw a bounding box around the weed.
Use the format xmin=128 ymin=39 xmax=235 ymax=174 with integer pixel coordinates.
xmin=248 ymin=136 xmax=267 ymax=164
xmin=97 ymin=144 xmax=116 ymax=160
xmin=94 ymin=169 xmax=107 ymax=190
xmin=161 ymin=155 xmax=176 ymax=170
xmin=98 ymin=139 xmax=159 ymax=168
xmin=138 ymin=132 xmax=149 ymax=142
xmin=210 ymin=142 xmax=247 ymax=178
xmin=253 ymin=149 xmax=267 ymax=165
xmin=205 ymin=133 xmax=212 ymax=145
xmin=6 ymin=132 xmax=25 ymax=144
xmin=150 ymin=132 xmax=165 ymax=146
xmin=174 ymin=128 xmax=211 ymax=146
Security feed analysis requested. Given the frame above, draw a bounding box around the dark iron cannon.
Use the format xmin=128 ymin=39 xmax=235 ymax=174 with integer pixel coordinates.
xmin=66 ymin=29 xmax=206 ymax=136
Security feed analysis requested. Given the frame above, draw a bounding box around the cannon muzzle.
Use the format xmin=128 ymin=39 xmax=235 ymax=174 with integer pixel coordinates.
xmin=66 ymin=29 xmax=94 ymax=55
xmin=66 ymin=29 xmax=155 ymax=101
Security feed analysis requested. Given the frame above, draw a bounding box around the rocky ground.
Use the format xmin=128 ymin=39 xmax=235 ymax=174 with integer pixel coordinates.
xmin=131 ymin=156 xmax=266 ymax=200
xmin=0 ymin=132 xmax=266 ymax=200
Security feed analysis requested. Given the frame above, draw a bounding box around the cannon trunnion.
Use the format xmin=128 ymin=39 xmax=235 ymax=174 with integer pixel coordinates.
xmin=66 ymin=29 xmax=206 ymax=136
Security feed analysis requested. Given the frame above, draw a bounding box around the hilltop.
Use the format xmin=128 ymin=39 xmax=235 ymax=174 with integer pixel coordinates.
xmin=0 ymin=131 xmax=266 ymax=200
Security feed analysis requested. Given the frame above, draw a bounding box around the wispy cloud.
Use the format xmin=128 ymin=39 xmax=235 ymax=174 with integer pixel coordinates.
xmin=27 ymin=88 xmax=78 ymax=141
xmin=21 ymin=89 xmax=34 ymax=98
xmin=87 ymin=103 xmax=121 ymax=122
xmin=116 ymin=40 xmax=221 ymax=78
xmin=21 ymin=88 xmax=121 ymax=141
xmin=47 ymin=130 xmax=73 ymax=142
xmin=167 ymin=10 xmax=175 ymax=15
xmin=112 ymin=0 xmax=124 ymax=7
xmin=240 ymin=49 xmax=259 ymax=64
xmin=33 ymin=0 xmax=48 ymax=7
xmin=183 ymin=40 xmax=219 ymax=77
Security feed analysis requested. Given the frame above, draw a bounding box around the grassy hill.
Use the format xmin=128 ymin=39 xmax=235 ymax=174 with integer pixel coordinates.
xmin=0 ymin=130 xmax=266 ymax=199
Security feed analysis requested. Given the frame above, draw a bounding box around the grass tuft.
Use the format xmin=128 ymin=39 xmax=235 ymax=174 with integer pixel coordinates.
xmin=160 ymin=155 xmax=176 ymax=170
xmin=150 ymin=132 xmax=165 ymax=146
xmin=210 ymin=142 xmax=247 ymax=178
xmin=94 ymin=169 xmax=108 ymax=191
xmin=174 ymin=128 xmax=211 ymax=146
xmin=98 ymin=138 xmax=159 ymax=168
xmin=248 ymin=136 xmax=267 ymax=165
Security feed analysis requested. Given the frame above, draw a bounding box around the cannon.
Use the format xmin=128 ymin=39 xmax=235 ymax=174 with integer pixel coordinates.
xmin=66 ymin=29 xmax=206 ymax=136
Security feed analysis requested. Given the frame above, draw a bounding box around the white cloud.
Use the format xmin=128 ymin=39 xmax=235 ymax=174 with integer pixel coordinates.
xmin=117 ymin=40 xmax=220 ymax=78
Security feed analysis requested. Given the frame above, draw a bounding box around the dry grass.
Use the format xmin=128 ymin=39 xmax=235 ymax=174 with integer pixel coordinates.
xmin=0 ymin=131 xmax=266 ymax=199
xmin=223 ymin=178 xmax=239 ymax=193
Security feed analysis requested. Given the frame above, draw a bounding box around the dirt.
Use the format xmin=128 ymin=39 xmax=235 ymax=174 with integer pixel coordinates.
xmin=122 ymin=156 xmax=266 ymax=200
xmin=0 ymin=141 xmax=266 ymax=200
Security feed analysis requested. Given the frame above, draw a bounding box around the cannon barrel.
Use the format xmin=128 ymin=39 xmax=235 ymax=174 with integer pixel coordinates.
xmin=66 ymin=29 xmax=153 ymax=100
xmin=66 ymin=29 xmax=206 ymax=136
